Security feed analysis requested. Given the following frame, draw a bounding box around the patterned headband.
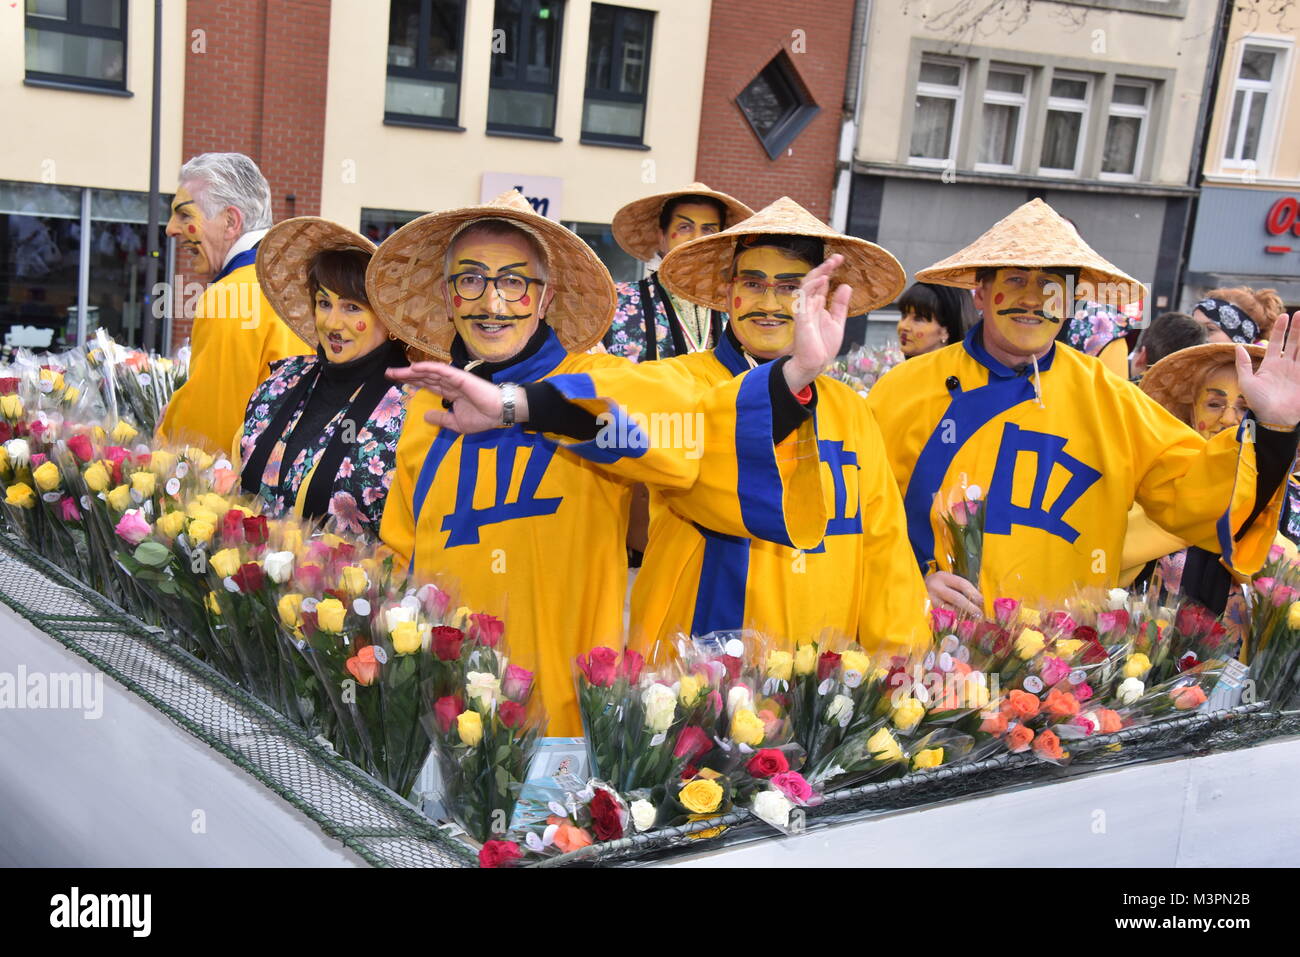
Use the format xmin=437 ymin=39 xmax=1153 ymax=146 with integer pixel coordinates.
xmin=1194 ymin=297 xmax=1259 ymax=344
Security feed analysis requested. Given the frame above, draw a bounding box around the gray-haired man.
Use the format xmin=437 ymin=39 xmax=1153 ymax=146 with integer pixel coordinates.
xmin=158 ymin=152 xmax=310 ymax=451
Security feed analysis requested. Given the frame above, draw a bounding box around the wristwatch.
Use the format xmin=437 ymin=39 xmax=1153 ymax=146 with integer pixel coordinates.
xmin=500 ymin=382 xmax=519 ymax=427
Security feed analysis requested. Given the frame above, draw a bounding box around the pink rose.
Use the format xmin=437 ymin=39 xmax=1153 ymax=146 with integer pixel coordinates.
xmin=419 ymin=583 xmax=452 ymax=617
xmin=1039 ymin=655 xmax=1071 ymax=686
xmin=1072 ymin=713 xmax=1098 ymax=735
xmin=502 ymin=663 xmax=534 ymax=701
xmin=1268 ymin=543 xmax=1286 ymax=563
xmin=1075 ymin=682 xmax=1093 ymax=703
xmin=1097 ymin=609 xmax=1129 ymax=635
xmin=707 ymin=690 xmax=723 ymax=716
xmin=57 ymin=496 xmax=81 ymax=521
xmin=957 ymin=618 xmax=976 ymax=641
xmin=1271 ymin=585 xmax=1296 ymax=608
xmin=620 ymin=649 xmax=645 ymax=684
xmin=930 ymin=606 xmax=957 ymax=634
xmin=993 ymin=597 xmax=1020 ymax=625
xmin=468 ymin=613 xmax=505 ymax=647
xmin=674 ymin=725 xmax=712 ymax=762
xmin=114 ymin=508 xmax=151 ymax=546
xmin=1254 ymin=577 xmax=1276 ymax=597
xmin=771 ymin=770 xmax=814 ymax=805
xmin=578 ymin=646 xmax=619 ymax=687
xmin=1047 ymin=611 xmax=1077 ymax=634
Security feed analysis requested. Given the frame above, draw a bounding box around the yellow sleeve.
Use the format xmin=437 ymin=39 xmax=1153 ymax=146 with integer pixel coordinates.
xmin=379 ymin=396 xmax=434 ymax=570
xmin=1118 ymin=503 xmax=1187 ymax=587
xmin=1097 ymin=337 xmax=1129 ymax=379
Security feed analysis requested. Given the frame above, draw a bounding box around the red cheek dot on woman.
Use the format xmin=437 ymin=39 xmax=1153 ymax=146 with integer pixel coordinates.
xmin=355 ymin=321 xmax=366 ymax=331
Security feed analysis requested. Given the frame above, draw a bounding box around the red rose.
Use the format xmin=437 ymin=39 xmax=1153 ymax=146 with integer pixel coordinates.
xmin=746 ymin=748 xmax=789 ymax=779
xmin=817 ymin=651 xmax=841 ymax=682
xmin=719 ymin=654 xmax=742 ymax=681
xmin=620 ymin=649 xmax=645 ymax=684
xmin=1082 ymin=639 xmax=1109 ymax=664
xmin=468 ymin=613 xmax=504 ymax=647
xmin=300 ymin=610 xmax=318 ymax=635
xmin=673 ymin=725 xmax=712 ymax=762
xmin=578 ymin=646 xmax=619 ymax=687
xmin=0 ymin=377 xmax=19 ymax=396
xmin=335 ymin=542 xmax=356 ymax=563
xmin=432 ymin=626 xmax=464 ymax=661
xmin=0 ymin=422 xmax=11 ymax=443
xmin=12 ymin=421 xmax=27 ymax=438
xmin=221 ymin=509 xmax=245 ymax=543
xmin=478 ymin=840 xmax=522 ymax=868
xmin=1072 ymin=625 xmax=1099 ymax=645
xmin=434 ymin=694 xmax=464 ymax=733
xmin=67 ymin=434 xmax=94 ymax=463
xmin=499 ymin=700 xmax=526 ymax=729
xmin=242 ymin=514 xmax=269 ymax=545
xmin=1176 ymin=651 xmax=1199 ymax=673
xmin=588 ymin=788 xmax=624 ymax=841
xmin=233 ymin=562 xmax=264 ymax=592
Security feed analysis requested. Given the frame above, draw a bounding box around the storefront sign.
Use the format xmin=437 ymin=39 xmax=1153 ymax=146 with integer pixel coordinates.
xmin=1188 ymin=187 xmax=1300 ymax=277
xmin=480 ymin=173 xmax=563 ymax=222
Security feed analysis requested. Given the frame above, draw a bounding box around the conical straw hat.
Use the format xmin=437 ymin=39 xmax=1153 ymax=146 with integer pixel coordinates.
xmin=657 ymin=196 xmax=906 ymax=314
xmin=915 ymin=198 xmax=1144 ymax=307
xmin=256 ymin=217 xmax=376 ymax=347
xmin=1140 ymin=342 xmax=1264 ymax=425
xmin=612 ymin=182 xmax=755 ymax=263
xmin=365 ymin=190 xmax=616 ymax=361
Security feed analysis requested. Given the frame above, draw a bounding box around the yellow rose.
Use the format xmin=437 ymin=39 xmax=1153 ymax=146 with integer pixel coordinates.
xmin=0 ymin=447 xmax=9 ymax=472
xmin=149 ymin=450 xmax=178 ymax=477
xmin=130 ymin=471 xmax=156 ymax=497
xmin=110 ymin=421 xmax=139 ymax=443
xmin=1055 ymin=638 xmax=1084 ymax=658
xmin=184 ymin=447 xmax=214 ymax=471
xmin=320 ymin=532 xmax=347 ymax=548
xmin=794 ymin=643 xmax=817 ymax=676
xmin=4 ymin=482 xmax=35 ymax=508
xmin=449 ymin=604 xmax=473 ymax=628
xmin=83 ymin=461 xmax=110 ymax=492
xmin=765 ymin=650 xmax=793 ymax=682
xmin=841 ymin=649 xmax=871 ymax=678
xmin=892 ymin=696 xmax=926 ymax=732
xmin=279 ymin=526 xmax=304 ymax=555
xmin=1015 ymin=628 xmax=1046 ymax=660
xmin=913 ymin=747 xmax=945 ymax=770
xmin=730 ymin=707 xmax=766 ymax=746
xmin=156 ymin=510 xmax=187 ymax=538
xmin=0 ymin=395 xmax=24 ymax=419
xmin=198 ymin=493 xmax=228 ymax=514
xmin=391 ymin=620 xmax=421 ymax=655
xmin=209 ymin=548 xmax=242 ymax=579
xmin=205 ymin=592 xmax=222 ymax=617
xmin=678 ymin=778 xmax=724 ymax=815
xmin=187 ymin=519 xmax=215 ymax=545
xmin=39 ymin=368 xmax=64 ymax=391
xmin=678 ymin=673 xmax=705 ymax=706
xmin=278 ymin=593 xmax=304 ymax=629
xmin=186 ymin=506 xmax=219 ymax=527
xmin=62 ymin=385 xmax=80 ymax=404
xmin=963 ymin=676 xmax=991 ymax=709
xmin=316 ymin=598 xmax=347 ymax=633
xmin=338 ymin=565 xmax=368 ymax=597
xmin=33 ymin=460 xmax=61 ymax=492
xmin=1018 ymin=606 xmax=1041 ymax=626
xmin=105 ymin=484 xmax=132 ymax=512
xmin=867 ymin=727 xmax=904 ymax=762
xmin=92 ymin=425 xmax=106 ymax=442
xmin=1123 ymin=653 xmax=1152 ymax=679
xmin=456 ymin=709 xmax=483 ymax=747
xmin=1288 ymin=601 xmax=1300 ymax=631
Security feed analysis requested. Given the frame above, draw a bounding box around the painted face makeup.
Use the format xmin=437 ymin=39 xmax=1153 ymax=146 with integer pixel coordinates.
xmin=313 ymin=286 xmax=387 ymax=363
xmin=728 ymin=246 xmax=811 ymax=359
xmin=446 ymin=234 xmax=545 ymax=363
xmin=977 ymin=267 xmax=1070 ymax=359
xmin=1191 ymin=365 xmax=1248 ymax=439
xmin=897 ymin=310 xmax=949 ymax=357
xmin=660 ymin=201 xmax=724 ymax=256
xmin=165 ymin=185 xmax=227 ymax=279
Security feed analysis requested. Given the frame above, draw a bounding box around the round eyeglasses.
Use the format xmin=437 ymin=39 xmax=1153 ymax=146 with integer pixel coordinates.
xmin=449 ymin=272 xmax=543 ymax=303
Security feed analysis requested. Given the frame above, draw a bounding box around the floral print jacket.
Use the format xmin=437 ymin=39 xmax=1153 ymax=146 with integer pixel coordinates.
xmin=604 ymin=272 xmax=726 ymax=362
xmin=239 ymin=355 xmax=412 ymax=539
xmin=1063 ymin=300 xmax=1130 ymax=357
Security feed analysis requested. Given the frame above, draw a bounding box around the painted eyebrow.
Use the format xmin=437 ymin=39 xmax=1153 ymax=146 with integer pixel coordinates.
xmin=775 ymin=273 xmax=807 ymax=280
xmin=456 ymin=259 xmax=529 ymax=271
xmin=172 ymin=200 xmax=195 ymax=214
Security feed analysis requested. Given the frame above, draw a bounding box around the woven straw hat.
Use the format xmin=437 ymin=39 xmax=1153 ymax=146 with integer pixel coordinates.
xmin=1140 ymin=342 xmax=1265 ymax=424
xmin=365 ymin=190 xmax=616 ymax=361
xmin=612 ymin=182 xmax=755 ymax=263
xmin=657 ymin=196 xmax=906 ymax=314
xmin=915 ymin=198 xmax=1144 ymax=307
xmin=256 ymin=217 xmax=377 ymax=347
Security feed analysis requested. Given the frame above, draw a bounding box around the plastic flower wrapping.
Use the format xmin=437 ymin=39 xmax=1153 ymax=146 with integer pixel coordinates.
xmin=825 ymin=341 xmax=903 ymax=396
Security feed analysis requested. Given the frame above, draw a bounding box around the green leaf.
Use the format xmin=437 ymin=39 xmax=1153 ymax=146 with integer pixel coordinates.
xmin=133 ymin=540 xmax=172 ymax=568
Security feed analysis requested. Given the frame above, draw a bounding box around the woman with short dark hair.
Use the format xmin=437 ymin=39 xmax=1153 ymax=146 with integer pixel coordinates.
xmin=895 ymin=281 xmax=973 ymax=357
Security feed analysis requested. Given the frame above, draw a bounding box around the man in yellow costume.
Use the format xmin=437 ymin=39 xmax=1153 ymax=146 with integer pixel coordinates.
xmin=374 ymin=192 xmax=829 ymax=734
xmin=866 ymin=199 xmax=1300 ymax=614
xmin=157 ymin=152 xmax=311 ymax=451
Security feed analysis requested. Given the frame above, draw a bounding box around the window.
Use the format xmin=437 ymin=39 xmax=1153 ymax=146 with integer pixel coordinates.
xmin=1039 ymin=73 xmax=1091 ymax=176
xmin=25 ymin=0 xmax=128 ymax=91
xmin=1100 ymin=79 xmax=1151 ymax=179
xmin=909 ymin=57 xmax=965 ymax=167
xmin=1223 ymin=41 xmax=1290 ymax=169
xmin=582 ymin=3 xmax=654 ymax=145
xmin=736 ymin=50 xmax=820 ymax=160
xmin=976 ymin=66 xmax=1029 ymax=171
xmin=385 ymin=0 xmax=466 ymax=126
xmin=488 ymin=0 xmax=566 ymax=136
xmin=563 ymin=222 xmax=640 ymax=281
xmin=360 ymin=208 xmax=426 ymax=244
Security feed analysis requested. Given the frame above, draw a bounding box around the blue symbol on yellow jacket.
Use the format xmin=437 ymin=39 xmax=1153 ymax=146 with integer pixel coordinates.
xmin=807 ymin=439 xmax=863 ymax=554
xmin=985 ymin=423 xmax=1101 ymax=543
xmin=442 ymin=429 xmax=563 ymax=547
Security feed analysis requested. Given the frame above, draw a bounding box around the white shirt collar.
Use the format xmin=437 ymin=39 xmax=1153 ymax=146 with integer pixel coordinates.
xmin=222 ymin=227 xmax=270 ymax=269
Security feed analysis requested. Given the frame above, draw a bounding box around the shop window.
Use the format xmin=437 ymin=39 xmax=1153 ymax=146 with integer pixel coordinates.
xmin=25 ymin=0 xmax=128 ymax=92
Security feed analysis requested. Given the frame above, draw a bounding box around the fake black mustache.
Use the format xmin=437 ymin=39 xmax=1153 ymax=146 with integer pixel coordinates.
xmin=737 ymin=311 xmax=794 ymax=322
xmin=461 ymin=314 xmax=533 ymax=322
xmin=996 ymin=307 xmax=1060 ymax=324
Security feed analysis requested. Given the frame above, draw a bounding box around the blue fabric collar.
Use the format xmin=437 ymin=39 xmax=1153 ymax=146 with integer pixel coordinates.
xmin=713 ymin=328 xmax=751 ymax=376
xmin=213 ymin=245 xmax=258 ymax=284
xmin=484 ymin=325 xmax=568 ymax=383
xmin=963 ymin=320 xmax=1057 ymax=379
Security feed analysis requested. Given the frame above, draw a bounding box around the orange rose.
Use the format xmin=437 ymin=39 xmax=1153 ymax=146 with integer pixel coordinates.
xmin=1006 ymin=724 xmax=1034 ymax=752
xmin=546 ymin=815 xmax=593 ymax=853
xmin=345 ymin=646 xmax=380 ymax=686
xmin=1044 ymin=688 xmax=1080 ymax=718
xmin=1033 ymin=728 xmax=1065 ymax=761
xmin=951 ymin=660 xmax=973 ymax=676
xmin=980 ymin=711 xmax=1009 ymax=735
xmin=1002 ymin=689 xmax=1041 ymax=720
xmin=1171 ymin=684 xmax=1208 ymax=710
xmin=1096 ymin=708 xmax=1123 ymax=733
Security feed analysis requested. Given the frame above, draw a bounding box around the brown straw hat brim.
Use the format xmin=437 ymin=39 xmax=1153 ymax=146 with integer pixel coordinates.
xmin=365 ymin=191 xmax=616 ymax=361
xmin=1140 ymin=342 xmax=1265 ymax=423
xmin=256 ymin=217 xmax=377 ymax=347
xmin=657 ymin=196 xmax=906 ymax=315
xmin=612 ymin=182 xmax=755 ymax=263
xmin=915 ymin=198 xmax=1145 ymax=308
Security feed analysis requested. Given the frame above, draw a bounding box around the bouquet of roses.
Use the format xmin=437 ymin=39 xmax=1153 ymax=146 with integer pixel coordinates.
xmin=501 ymin=779 xmax=635 ymax=865
xmin=90 ymin=329 xmax=187 ymax=436
xmin=1108 ymin=657 xmax=1228 ymax=725
xmin=939 ymin=480 xmax=987 ymax=586
xmin=826 ymin=341 xmax=903 ymax=396
xmin=1244 ymin=564 xmax=1300 ymax=707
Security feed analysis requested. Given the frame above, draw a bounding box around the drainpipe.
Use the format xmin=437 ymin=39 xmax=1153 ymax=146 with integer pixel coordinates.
xmin=830 ymin=0 xmax=872 ymax=232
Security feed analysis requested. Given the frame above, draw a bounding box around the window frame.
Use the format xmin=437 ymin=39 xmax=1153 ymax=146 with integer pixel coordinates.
xmin=384 ymin=0 xmax=467 ymax=129
xmin=1221 ymin=37 xmax=1293 ymax=175
xmin=735 ymin=48 xmax=821 ymax=161
xmin=580 ymin=2 xmax=655 ymax=147
xmin=1099 ymin=77 xmax=1152 ymax=181
xmin=24 ymin=0 xmax=130 ymax=93
xmin=1037 ymin=70 xmax=1093 ymax=178
xmin=974 ymin=64 xmax=1031 ymax=173
xmin=487 ymin=0 xmax=568 ymax=138
xmin=907 ymin=54 xmax=966 ymax=169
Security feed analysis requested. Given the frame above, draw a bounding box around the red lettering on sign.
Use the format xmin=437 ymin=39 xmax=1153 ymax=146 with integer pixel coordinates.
xmin=1266 ymin=197 xmax=1299 ymax=236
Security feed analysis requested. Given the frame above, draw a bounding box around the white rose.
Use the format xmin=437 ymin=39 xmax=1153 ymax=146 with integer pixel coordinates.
xmin=751 ymin=789 xmax=794 ymax=830
xmin=826 ymin=693 xmax=854 ymax=727
xmin=262 ymin=550 xmax=295 ymax=584
xmin=384 ymin=604 xmax=416 ymax=633
xmin=630 ymin=799 xmax=657 ymax=832
xmin=465 ymin=671 xmax=501 ymax=709
xmin=1107 ymin=588 xmax=1130 ymax=610
xmin=726 ymin=684 xmax=753 ymax=717
xmin=1117 ymin=677 xmax=1145 ymax=705
xmin=5 ymin=439 xmax=30 ymax=467
xmin=641 ymin=682 xmax=677 ymax=733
